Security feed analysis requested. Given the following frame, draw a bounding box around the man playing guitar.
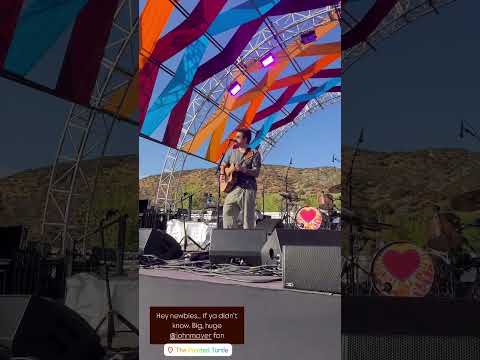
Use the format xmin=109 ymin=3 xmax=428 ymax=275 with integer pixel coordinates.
xmin=220 ymin=128 xmax=261 ymax=229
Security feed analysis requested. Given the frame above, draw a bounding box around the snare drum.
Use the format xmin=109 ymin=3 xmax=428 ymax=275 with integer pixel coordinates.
xmin=295 ymin=207 xmax=323 ymax=230
xmin=371 ymin=242 xmax=435 ymax=297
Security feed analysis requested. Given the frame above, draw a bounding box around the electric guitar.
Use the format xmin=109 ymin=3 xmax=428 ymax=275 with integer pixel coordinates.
xmin=220 ymin=149 xmax=255 ymax=193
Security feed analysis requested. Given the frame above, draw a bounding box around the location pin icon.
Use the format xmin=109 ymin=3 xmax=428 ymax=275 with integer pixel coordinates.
xmin=168 ymin=346 xmax=174 ymax=353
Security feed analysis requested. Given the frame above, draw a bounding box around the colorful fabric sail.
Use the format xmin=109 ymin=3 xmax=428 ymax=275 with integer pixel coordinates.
xmin=286 ymin=77 xmax=340 ymax=104
xmin=343 ymin=0 xmax=398 ymax=50
xmin=249 ymin=114 xmax=278 ymax=148
xmin=56 ymin=0 xmax=119 ymax=104
xmin=153 ymin=0 xmax=341 ymax=148
xmin=0 ymin=0 xmax=24 ymax=66
xmin=5 ymin=0 xmax=88 ymax=76
xmin=140 ymin=0 xmax=281 ymax=135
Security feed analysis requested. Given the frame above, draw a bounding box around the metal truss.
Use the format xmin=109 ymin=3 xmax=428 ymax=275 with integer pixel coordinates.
xmin=154 ymin=6 xmax=341 ymax=210
xmin=343 ymin=0 xmax=458 ymax=70
xmin=41 ymin=0 xmax=138 ymax=267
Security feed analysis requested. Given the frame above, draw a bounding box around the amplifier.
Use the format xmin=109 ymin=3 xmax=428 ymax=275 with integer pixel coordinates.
xmin=209 ymin=229 xmax=277 ymax=266
xmin=280 ymin=230 xmax=341 ymax=293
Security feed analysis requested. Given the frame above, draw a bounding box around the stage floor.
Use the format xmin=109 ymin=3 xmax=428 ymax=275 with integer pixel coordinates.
xmin=139 ymin=268 xmax=340 ymax=360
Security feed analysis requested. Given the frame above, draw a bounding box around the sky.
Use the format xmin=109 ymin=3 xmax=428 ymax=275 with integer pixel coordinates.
xmin=343 ymin=0 xmax=480 ymax=151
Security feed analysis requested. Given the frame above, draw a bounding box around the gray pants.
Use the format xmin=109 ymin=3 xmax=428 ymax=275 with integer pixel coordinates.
xmin=223 ymin=187 xmax=256 ymax=229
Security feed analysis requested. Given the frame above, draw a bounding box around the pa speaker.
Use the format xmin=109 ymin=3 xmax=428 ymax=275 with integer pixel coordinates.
xmin=142 ymin=229 xmax=183 ymax=260
xmin=0 ymin=295 xmax=104 ymax=360
xmin=209 ymin=229 xmax=277 ymax=266
xmin=274 ymin=229 xmax=341 ymax=293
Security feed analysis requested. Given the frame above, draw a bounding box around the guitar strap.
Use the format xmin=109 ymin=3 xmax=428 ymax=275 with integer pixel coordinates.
xmin=239 ymin=148 xmax=254 ymax=165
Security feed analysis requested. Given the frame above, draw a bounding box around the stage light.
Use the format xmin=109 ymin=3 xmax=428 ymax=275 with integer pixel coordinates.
xmin=300 ymin=30 xmax=317 ymax=45
xmin=260 ymin=53 xmax=274 ymax=67
xmin=228 ymin=81 xmax=241 ymax=96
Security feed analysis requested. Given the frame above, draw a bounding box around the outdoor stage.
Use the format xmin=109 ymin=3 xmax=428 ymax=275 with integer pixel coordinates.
xmin=139 ymin=268 xmax=340 ymax=360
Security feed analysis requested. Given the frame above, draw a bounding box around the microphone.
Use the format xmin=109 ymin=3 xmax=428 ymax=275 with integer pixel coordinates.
xmin=460 ymin=120 xmax=464 ymax=138
xmin=358 ymin=128 xmax=364 ymax=144
xmin=289 ymin=157 xmax=293 ymax=166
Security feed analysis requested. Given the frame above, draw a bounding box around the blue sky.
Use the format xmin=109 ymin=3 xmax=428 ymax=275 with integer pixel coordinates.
xmin=139 ymin=1 xmax=341 ymax=178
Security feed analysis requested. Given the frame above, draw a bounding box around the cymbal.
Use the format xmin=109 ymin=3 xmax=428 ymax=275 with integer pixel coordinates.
xmin=451 ymin=190 xmax=480 ymax=212
xmin=279 ymin=191 xmax=301 ymax=201
xmin=328 ymin=184 xmax=341 ymax=193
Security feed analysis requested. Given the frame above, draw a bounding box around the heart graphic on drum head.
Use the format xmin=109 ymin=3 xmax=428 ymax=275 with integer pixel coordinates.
xmin=299 ymin=208 xmax=317 ymax=223
xmin=383 ymin=249 xmax=421 ymax=280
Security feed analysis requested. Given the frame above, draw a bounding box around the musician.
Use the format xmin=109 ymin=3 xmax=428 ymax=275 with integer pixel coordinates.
xmin=220 ymin=128 xmax=261 ymax=229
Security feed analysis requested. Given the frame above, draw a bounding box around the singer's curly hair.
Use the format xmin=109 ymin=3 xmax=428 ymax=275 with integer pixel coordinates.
xmin=237 ymin=128 xmax=252 ymax=143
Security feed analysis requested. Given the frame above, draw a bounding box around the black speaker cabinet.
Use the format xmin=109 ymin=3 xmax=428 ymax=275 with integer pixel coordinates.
xmin=0 ymin=295 xmax=104 ymax=360
xmin=342 ymin=297 xmax=480 ymax=360
xmin=276 ymin=229 xmax=341 ymax=293
xmin=143 ymin=229 xmax=183 ymax=260
xmin=209 ymin=229 xmax=278 ymax=266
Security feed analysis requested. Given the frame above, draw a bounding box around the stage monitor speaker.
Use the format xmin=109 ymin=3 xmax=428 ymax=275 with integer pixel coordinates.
xmin=272 ymin=229 xmax=340 ymax=293
xmin=0 ymin=295 xmax=104 ymax=360
xmin=209 ymin=229 xmax=277 ymax=266
xmin=143 ymin=229 xmax=182 ymax=260
xmin=0 ymin=226 xmax=25 ymax=259
xmin=255 ymin=217 xmax=283 ymax=235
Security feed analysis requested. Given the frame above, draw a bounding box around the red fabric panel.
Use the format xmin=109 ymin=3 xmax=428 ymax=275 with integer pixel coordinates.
xmin=56 ymin=0 xmax=119 ymax=105
xmin=268 ymin=101 xmax=308 ymax=132
xmin=139 ymin=0 xmax=227 ymax=127
xmin=313 ymin=68 xmax=341 ymax=78
xmin=343 ymin=0 xmax=398 ymax=50
xmin=252 ymin=83 xmax=302 ymax=124
xmin=0 ymin=0 xmax=24 ymax=67
xmin=268 ymin=85 xmax=322 ymax=132
xmin=146 ymin=0 xmax=227 ymax=66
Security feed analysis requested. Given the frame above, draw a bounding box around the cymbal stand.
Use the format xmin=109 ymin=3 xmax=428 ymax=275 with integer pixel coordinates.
xmin=283 ymin=158 xmax=293 ymax=227
xmin=345 ymin=129 xmax=363 ymax=295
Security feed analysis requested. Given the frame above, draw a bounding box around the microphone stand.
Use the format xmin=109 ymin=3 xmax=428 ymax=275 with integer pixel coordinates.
xmin=284 ymin=158 xmax=293 ymax=227
xmin=180 ymin=192 xmax=203 ymax=251
xmin=262 ymin=186 xmax=265 ymax=218
xmin=92 ymin=211 xmax=138 ymax=351
xmin=345 ymin=129 xmax=363 ymax=296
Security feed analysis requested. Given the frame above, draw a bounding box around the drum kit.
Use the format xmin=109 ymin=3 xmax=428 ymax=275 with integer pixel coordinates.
xmin=342 ymin=190 xmax=480 ymax=300
xmin=279 ymin=184 xmax=342 ymax=231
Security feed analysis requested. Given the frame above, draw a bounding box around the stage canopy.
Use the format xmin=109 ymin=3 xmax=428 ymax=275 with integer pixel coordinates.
xmin=138 ymin=0 xmax=342 ymax=163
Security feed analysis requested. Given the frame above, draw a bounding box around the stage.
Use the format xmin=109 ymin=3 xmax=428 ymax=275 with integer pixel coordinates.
xmin=139 ymin=268 xmax=340 ymax=360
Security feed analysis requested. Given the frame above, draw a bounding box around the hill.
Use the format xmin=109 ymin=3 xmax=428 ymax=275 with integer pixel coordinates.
xmin=0 ymin=155 xmax=138 ymax=249
xmin=139 ymin=165 xmax=341 ymax=211
xmin=342 ymin=147 xmax=480 ymax=247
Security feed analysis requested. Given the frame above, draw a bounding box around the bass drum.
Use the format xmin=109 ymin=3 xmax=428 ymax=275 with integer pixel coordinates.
xmin=295 ymin=206 xmax=324 ymax=230
xmin=371 ymin=242 xmax=435 ymax=297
